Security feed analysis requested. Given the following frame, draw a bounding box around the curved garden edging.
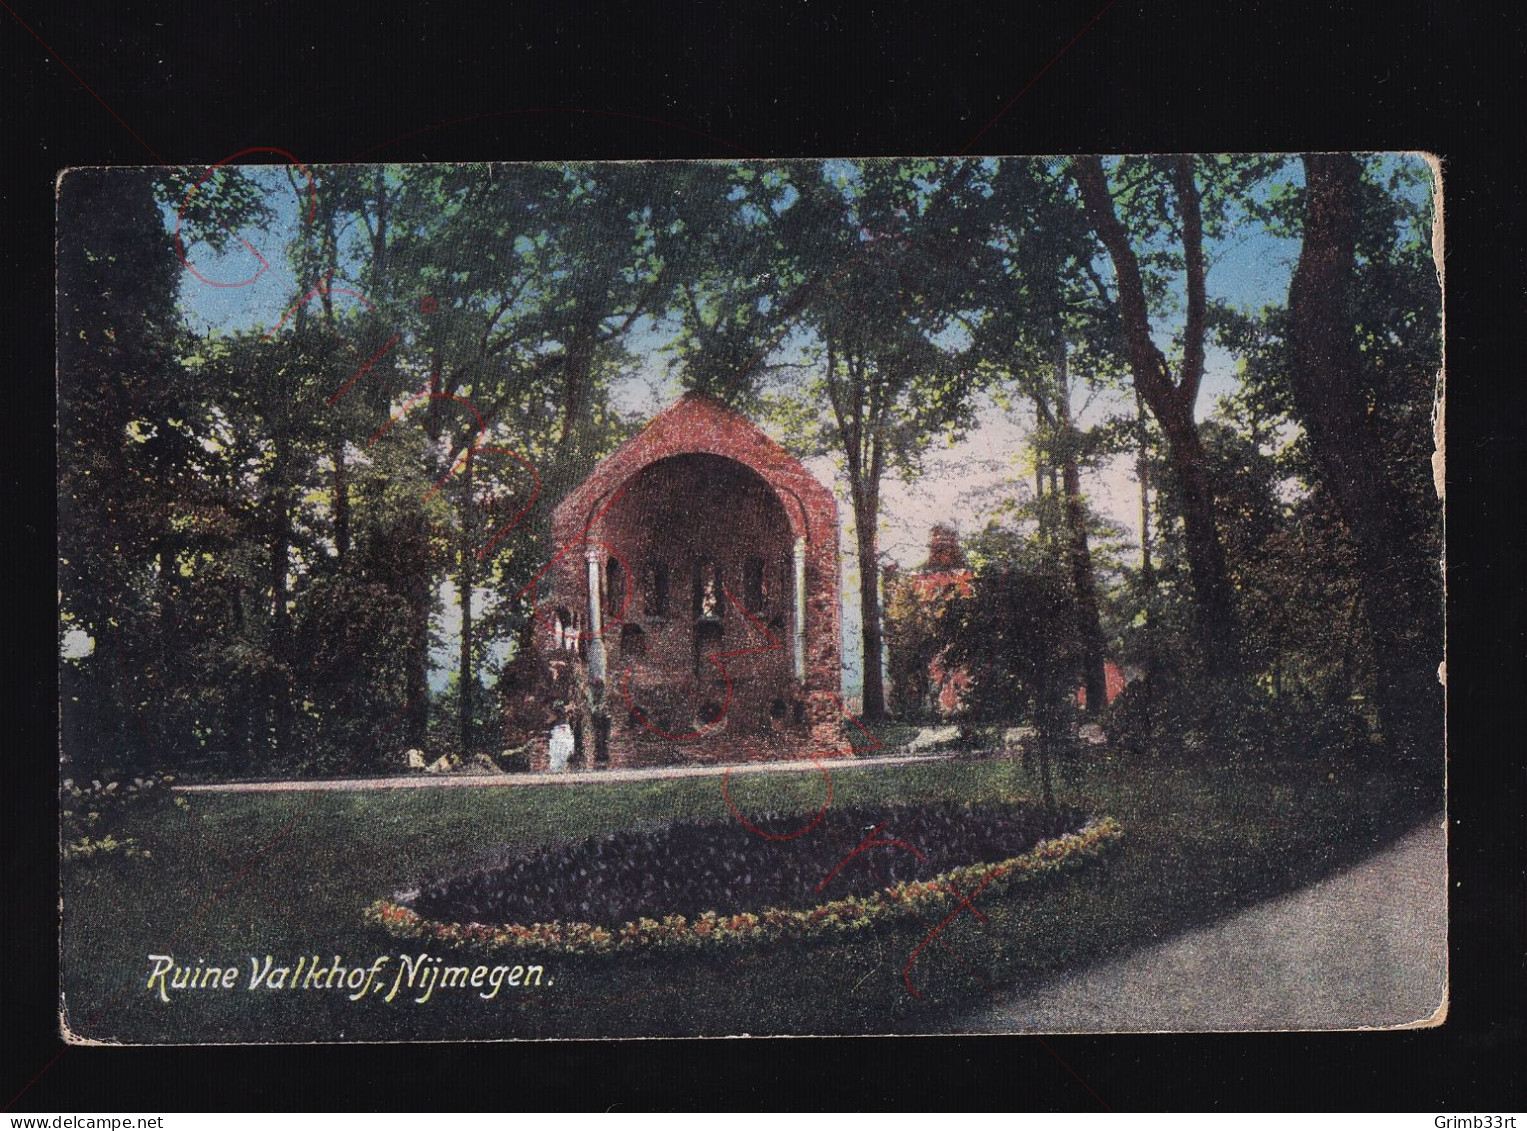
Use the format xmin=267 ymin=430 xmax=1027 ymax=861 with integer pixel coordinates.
xmin=364 ymin=810 xmax=1123 ymax=956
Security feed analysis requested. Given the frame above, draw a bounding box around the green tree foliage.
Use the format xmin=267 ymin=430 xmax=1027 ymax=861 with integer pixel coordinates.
xmin=946 ymin=557 xmax=1084 ymax=725
xmin=56 ymin=155 xmax=1442 ymax=781
xmin=1277 ymin=153 xmax=1441 ymax=764
xmin=945 ymin=547 xmax=1085 ymax=810
xmin=961 ymin=159 xmax=1129 ymax=712
xmin=58 ymin=167 xmax=268 ymax=774
xmin=1070 ymin=156 xmax=1282 ymax=685
xmin=290 ymin=575 xmax=412 ymax=773
xmin=709 ymin=159 xmax=986 ymax=718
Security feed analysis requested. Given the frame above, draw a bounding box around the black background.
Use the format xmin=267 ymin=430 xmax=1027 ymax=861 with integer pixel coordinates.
xmin=3 ymin=0 xmax=1522 ymax=1112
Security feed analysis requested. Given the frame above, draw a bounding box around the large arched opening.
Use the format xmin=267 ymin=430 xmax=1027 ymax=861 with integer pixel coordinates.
xmin=592 ymin=453 xmax=802 ymax=743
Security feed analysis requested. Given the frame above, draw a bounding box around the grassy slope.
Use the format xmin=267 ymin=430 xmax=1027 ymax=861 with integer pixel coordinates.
xmin=60 ymin=752 xmax=1436 ymax=1043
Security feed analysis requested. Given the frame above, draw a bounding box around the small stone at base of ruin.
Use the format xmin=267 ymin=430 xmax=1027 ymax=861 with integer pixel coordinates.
xmin=468 ymin=751 xmax=502 ymax=774
xmin=908 ymin=725 xmax=960 ymax=753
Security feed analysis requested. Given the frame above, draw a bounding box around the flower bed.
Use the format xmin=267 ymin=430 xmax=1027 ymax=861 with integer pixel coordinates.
xmin=366 ymin=798 xmax=1122 ymax=956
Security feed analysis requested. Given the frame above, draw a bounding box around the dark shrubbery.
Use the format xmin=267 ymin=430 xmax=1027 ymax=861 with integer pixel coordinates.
xmin=287 ymin=576 xmax=413 ymax=775
xmin=60 ymin=771 xmax=188 ymax=862
xmin=407 ymin=798 xmax=1089 ymax=929
xmin=1103 ymin=666 xmax=1388 ymax=767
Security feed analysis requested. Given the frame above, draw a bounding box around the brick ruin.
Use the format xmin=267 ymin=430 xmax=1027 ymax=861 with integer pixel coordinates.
xmin=517 ymin=393 xmax=842 ymax=768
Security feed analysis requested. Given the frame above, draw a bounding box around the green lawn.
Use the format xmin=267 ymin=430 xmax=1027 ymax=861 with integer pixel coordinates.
xmin=60 ymin=751 xmax=1437 ymax=1042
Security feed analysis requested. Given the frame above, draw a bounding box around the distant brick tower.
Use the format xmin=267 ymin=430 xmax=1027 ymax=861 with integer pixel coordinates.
xmin=925 ymin=524 xmax=966 ymax=572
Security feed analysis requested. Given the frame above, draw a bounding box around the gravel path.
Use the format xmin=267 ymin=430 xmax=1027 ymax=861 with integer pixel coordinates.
xmin=934 ymin=815 xmax=1448 ymax=1033
xmin=172 ymin=750 xmax=951 ymax=793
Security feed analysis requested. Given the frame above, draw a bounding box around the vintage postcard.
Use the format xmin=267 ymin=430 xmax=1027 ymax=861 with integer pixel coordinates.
xmin=56 ymin=155 xmax=1445 ymax=1044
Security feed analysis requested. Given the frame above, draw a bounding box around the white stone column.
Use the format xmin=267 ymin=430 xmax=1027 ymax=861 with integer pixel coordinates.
xmin=792 ymin=536 xmax=807 ymax=683
xmin=585 ymin=549 xmax=606 ymax=681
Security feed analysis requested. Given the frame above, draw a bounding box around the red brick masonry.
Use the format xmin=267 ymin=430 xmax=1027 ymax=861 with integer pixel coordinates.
xmin=527 ymin=393 xmax=842 ymax=768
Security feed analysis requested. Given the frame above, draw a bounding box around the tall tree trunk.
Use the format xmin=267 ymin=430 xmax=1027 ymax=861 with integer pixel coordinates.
xmin=267 ymin=483 xmax=293 ymax=759
xmin=1136 ymin=390 xmax=1154 ymax=589
xmin=404 ymin=538 xmax=431 ymax=750
xmin=156 ymin=533 xmax=178 ymax=652
xmin=317 ymin=210 xmax=350 ymax=571
xmin=1032 ymin=429 xmax=1053 ymax=545
xmin=153 ymin=533 xmax=179 ymax=755
xmin=331 ymin=432 xmax=350 ymax=565
xmin=558 ymin=327 xmax=596 ymax=457
xmin=1036 ymin=681 xmax=1058 ymax=815
xmin=89 ymin=620 xmax=128 ymax=766
xmin=1157 ymin=399 xmax=1240 ymax=676
xmin=1135 ymin=389 xmax=1157 ymax=670
xmin=269 ymin=507 xmax=290 ymax=647
xmin=826 ymin=340 xmax=889 ymax=720
xmin=1073 ymin=156 xmax=1242 ymax=682
xmin=458 ymin=445 xmax=476 ymax=755
xmin=1054 ymin=343 xmax=1108 ymax=714
xmin=855 ymin=433 xmax=891 ymax=714
xmin=515 ymin=612 xmax=538 ymax=664
xmin=1286 ymin=152 xmax=1443 ymax=763
xmin=853 ymin=487 xmax=887 ymax=720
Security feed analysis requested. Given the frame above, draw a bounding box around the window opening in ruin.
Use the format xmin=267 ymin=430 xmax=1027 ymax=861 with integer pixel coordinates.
xmin=694 ymin=620 xmax=724 ymax=678
xmin=692 ymin=559 xmax=720 ymax=620
xmin=743 ymin=555 xmax=766 ymax=612
xmin=554 ymin=607 xmax=574 ymax=651
xmin=605 ymin=558 xmax=626 ymax=617
xmin=646 ymin=562 xmax=671 ymax=617
xmin=620 ymin=623 xmax=647 ymax=659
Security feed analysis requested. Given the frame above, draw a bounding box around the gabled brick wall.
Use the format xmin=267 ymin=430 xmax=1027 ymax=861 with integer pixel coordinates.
xmin=524 ymin=393 xmax=842 ymax=767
